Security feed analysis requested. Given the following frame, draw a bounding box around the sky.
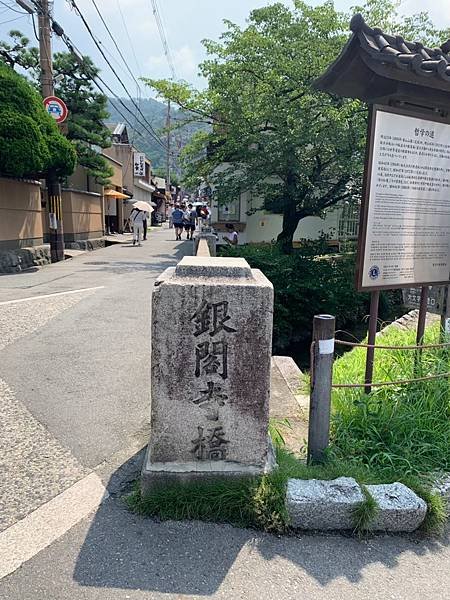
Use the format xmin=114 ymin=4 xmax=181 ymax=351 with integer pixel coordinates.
xmin=0 ymin=0 xmax=449 ymax=98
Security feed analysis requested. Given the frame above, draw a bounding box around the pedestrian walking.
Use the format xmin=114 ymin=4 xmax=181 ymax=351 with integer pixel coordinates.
xmin=143 ymin=212 xmax=149 ymax=240
xmin=183 ymin=203 xmax=197 ymax=240
xmin=168 ymin=204 xmax=174 ymax=228
xmin=130 ymin=207 xmax=146 ymax=246
xmin=172 ymin=205 xmax=184 ymax=241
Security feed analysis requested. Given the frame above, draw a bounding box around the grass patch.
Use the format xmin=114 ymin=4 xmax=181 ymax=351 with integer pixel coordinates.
xmin=409 ymin=484 xmax=447 ymax=534
xmin=352 ymin=485 xmax=379 ymax=536
xmin=127 ymin=450 xmax=291 ymax=533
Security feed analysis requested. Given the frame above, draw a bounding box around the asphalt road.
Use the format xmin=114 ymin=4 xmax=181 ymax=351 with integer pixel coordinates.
xmin=1 ymin=227 xmax=450 ymax=599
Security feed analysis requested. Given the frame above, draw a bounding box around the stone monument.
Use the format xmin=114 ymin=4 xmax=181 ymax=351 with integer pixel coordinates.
xmin=142 ymin=256 xmax=275 ymax=491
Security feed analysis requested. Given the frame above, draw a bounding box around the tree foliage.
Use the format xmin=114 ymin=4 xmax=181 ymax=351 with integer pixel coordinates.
xmin=53 ymin=53 xmax=113 ymax=184
xmin=0 ymin=31 xmax=112 ymax=183
xmin=0 ymin=62 xmax=76 ymax=179
xmin=143 ymin=0 xmax=450 ymax=252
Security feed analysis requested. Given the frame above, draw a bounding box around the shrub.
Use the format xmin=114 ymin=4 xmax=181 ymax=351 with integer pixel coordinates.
xmin=0 ymin=62 xmax=76 ymax=179
xmin=220 ymin=243 xmax=370 ymax=352
xmin=0 ymin=110 xmax=48 ymax=177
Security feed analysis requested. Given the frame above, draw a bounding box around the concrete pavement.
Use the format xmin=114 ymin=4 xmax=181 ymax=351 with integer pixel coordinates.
xmin=1 ymin=226 xmax=450 ymax=598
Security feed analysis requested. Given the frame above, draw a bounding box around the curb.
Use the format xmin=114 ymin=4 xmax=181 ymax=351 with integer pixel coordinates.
xmin=286 ymin=477 xmax=437 ymax=532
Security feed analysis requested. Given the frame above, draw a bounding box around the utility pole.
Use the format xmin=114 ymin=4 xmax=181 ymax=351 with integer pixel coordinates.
xmin=166 ymin=100 xmax=171 ymax=192
xmin=37 ymin=0 xmax=65 ymax=262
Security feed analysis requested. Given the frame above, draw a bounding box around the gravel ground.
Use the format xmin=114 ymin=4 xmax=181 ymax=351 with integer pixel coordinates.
xmin=0 ymin=290 xmax=97 ymax=531
xmin=0 ymin=377 xmax=87 ymax=532
xmin=0 ymin=289 xmax=96 ymax=351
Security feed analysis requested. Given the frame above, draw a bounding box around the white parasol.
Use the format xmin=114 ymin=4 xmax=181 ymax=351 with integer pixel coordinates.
xmin=132 ymin=200 xmax=154 ymax=213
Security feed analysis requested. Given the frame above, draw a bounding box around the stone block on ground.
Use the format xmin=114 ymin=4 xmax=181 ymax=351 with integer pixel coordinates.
xmin=65 ymin=237 xmax=106 ymax=251
xmin=142 ymin=255 xmax=274 ymax=492
xmin=286 ymin=477 xmax=364 ymax=530
xmin=366 ymin=483 xmax=427 ymax=532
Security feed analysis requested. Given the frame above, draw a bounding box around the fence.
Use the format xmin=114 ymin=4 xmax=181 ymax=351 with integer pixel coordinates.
xmin=308 ymin=313 xmax=450 ymax=463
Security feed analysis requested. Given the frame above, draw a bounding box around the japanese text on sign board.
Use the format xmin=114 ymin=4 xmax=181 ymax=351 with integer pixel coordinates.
xmin=189 ymin=300 xmax=237 ymax=460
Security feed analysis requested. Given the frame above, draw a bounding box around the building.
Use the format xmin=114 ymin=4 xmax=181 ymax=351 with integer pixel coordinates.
xmin=150 ymin=175 xmax=168 ymax=223
xmin=103 ymin=123 xmax=155 ymax=232
xmin=208 ymin=187 xmax=359 ymax=248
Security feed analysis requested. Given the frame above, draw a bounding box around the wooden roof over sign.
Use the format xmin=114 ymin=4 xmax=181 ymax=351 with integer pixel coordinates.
xmin=314 ymin=14 xmax=450 ymax=110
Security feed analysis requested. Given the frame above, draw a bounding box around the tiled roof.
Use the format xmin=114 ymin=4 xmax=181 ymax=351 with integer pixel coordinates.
xmin=313 ymin=14 xmax=450 ymax=106
xmin=350 ymin=13 xmax=450 ymax=82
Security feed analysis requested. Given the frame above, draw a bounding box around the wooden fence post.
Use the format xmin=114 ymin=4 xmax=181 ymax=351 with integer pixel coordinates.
xmin=441 ymin=285 xmax=450 ymax=342
xmin=308 ymin=314 xmax=336 ymax=464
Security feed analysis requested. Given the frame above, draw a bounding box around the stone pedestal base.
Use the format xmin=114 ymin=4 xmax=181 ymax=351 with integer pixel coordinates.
xmin=141 ymin=437 xmax=277 ymax=495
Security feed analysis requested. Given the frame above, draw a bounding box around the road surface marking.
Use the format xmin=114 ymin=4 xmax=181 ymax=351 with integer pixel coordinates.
xmin=0 ymin=473 xmax=108 ymax=580
xmin=0 ymin=286 xmax=104 ymax=306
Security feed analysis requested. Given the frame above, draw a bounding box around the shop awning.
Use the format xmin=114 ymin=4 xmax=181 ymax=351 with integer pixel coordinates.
xmin=104 ymin=189 xmax=130 ymax=199
xmin=135 ymin=179 xmax=156 ymax=193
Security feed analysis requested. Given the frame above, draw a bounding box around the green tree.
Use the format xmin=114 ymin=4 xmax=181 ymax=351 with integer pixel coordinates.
xmin=0 ymin=31 xmax=112 ymax=183
xmin=53 ymin=53 xmax=113 ymax=184
xmin=0 ymin=30 xmax=39 ymax=78
xmin=0 ymin=61 xmax=76 ymax=179
xmin=142 ymin=0 xmax=450 ymax=252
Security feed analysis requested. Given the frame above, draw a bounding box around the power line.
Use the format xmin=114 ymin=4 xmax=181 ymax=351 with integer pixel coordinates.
xmin=0 ymin=13 xmax=26 ymax=23
xmin=116 ymin=0 xmax=141 ymax=78
xmin=150 ymin=0 xmax=175 ymax=79
xmin=67 ymin=0 xmax=166 ymax=149
xmin=89 ymin=0 xmax=141 ymax=91
xmin=31 ymin=11 xmax=39 ymax=41
xmin=0 ymin=0 xmax=26 ymax=14
xmin=89 ymin=0 xmax=143 ymax=147
xmin=56 ymin=28 xmax=167 ymax=151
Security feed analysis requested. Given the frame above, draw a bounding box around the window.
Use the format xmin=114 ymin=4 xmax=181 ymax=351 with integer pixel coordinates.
xmin=218 ymin=197 xmax=240 ymax=222
xmin=338 ymin=203 xmax=359 ymax=240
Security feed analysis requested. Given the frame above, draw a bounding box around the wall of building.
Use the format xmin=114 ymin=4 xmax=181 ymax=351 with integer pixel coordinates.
xmin=105 ymin=156 xmax=123 ymax=188
xmin=103 ymin=144 xmax=133 ymax=190
xmin=61 ymin=189 xmax=103 ymax=242
xmin=0 ymin=177 xmax=43 ymax=250
xmin=211 ymin=187 xmax=343 ymax=246
xmin=66 ymin=165 xmax=102 ymax=195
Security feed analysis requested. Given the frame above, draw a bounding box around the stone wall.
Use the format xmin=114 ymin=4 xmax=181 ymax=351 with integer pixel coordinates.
xmin=0 ymin=244 xmax=50 ymax=274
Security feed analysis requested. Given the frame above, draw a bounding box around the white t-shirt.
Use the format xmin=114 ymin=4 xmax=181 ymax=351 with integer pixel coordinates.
xmin=226 ymin=231 xmax=238 ymax=244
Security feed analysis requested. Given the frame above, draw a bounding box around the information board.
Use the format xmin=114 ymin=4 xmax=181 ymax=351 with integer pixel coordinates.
xmin=357 ymin=106 xmax=450 ymax=291
xmin=402 ymin=286 xmax=445 ymax=315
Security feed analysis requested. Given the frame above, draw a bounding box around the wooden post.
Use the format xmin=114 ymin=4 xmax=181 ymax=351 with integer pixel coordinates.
xmin=364 ymin=290 xmax=380 ymax=394
xmin=414 ymin=286 xmax=429 ymax=372
xmin=440 ymin=285 xmax=450 ymax=342
xmin=308 ymin=314 xmax=335 ymax=464
xmin=416 ymin=286 xmax=429 ymax=346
